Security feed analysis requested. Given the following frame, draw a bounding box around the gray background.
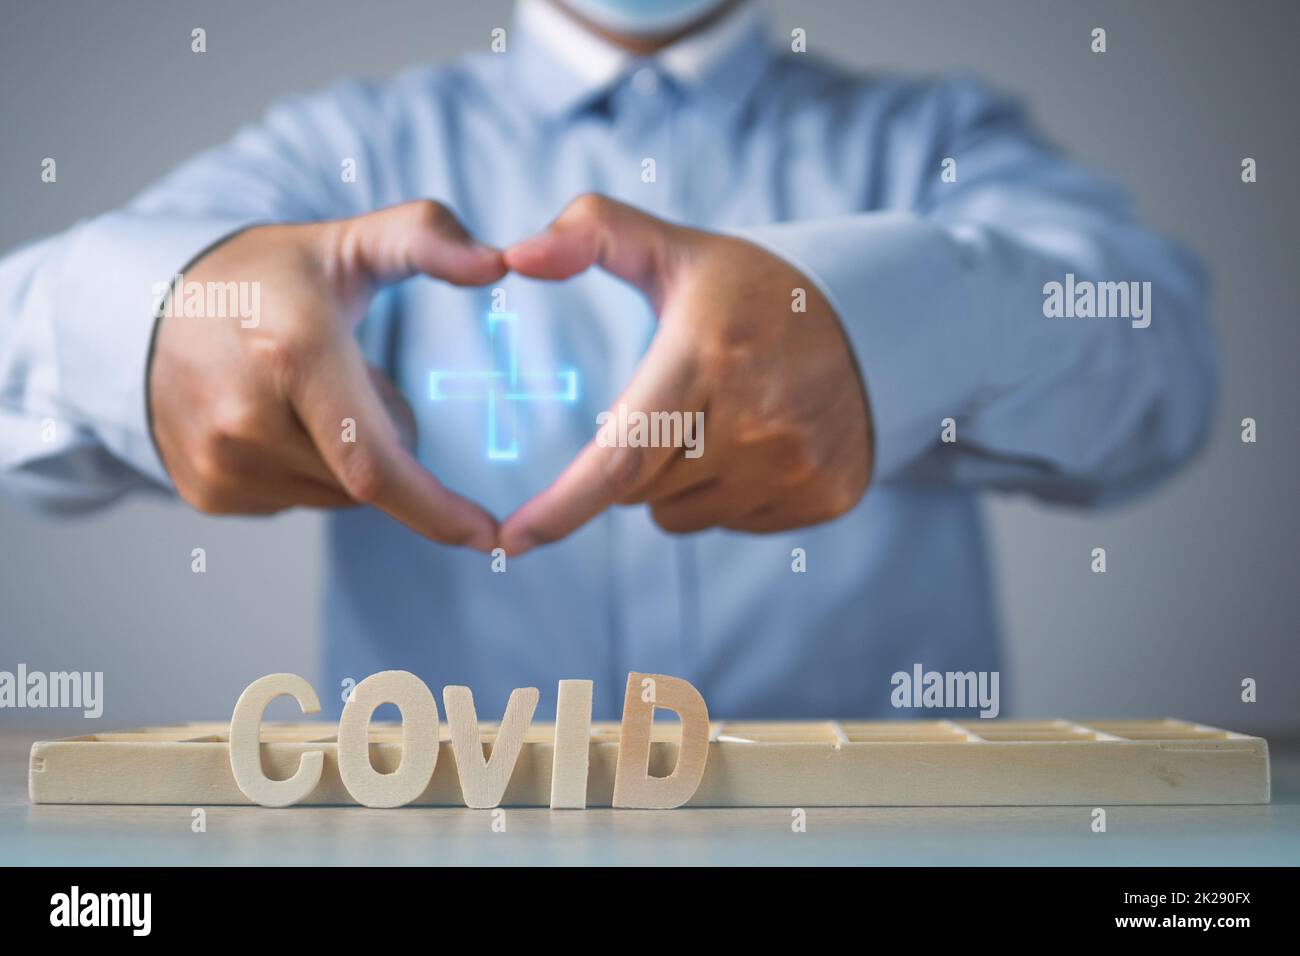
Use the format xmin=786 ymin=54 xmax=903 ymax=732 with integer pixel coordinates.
xmin=1 ymin=0 xmax=1295 ymax=732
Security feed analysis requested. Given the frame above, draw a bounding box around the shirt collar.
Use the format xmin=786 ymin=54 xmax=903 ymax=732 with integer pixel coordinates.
xmin=510 ymin=0 xmax=774 ymax=119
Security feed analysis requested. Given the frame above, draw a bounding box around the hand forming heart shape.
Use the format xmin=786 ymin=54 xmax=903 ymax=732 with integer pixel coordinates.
xmin=149 ymin=195 xmax=872 ymax=557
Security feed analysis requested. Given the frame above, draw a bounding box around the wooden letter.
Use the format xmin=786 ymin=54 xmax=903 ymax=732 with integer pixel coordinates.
xmin=550 ymin=679 xmax=593 ymax=809
xmin=613 ymin=672 xmax=709 ymax=809
xmin=443 ymin=685 xmax=539 ymax=808
xmin=229 ymin=673 xmax=324 ymax=808
xmin=338 ymin=670 xmax=439 ymax=808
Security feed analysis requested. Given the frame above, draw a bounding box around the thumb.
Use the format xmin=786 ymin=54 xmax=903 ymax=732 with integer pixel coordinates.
xmin=504 ymin=194 xmax=685 ymax=308
xmin=331 ymin=199 xmax=506 ymax=290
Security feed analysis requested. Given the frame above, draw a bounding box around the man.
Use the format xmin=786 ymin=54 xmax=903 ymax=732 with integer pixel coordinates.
xmin=0 ymin=0 xmax=1215 ymax=719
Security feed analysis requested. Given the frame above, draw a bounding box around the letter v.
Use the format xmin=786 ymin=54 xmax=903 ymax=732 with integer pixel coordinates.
xmin=443 ymin=686 xmax=540 ymax=808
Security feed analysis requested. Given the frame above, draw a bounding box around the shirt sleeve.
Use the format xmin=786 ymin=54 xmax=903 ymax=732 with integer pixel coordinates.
xmin=737 ymin=77 xmax=1218 ymax=506
xmin=0 ymin=79 xmax=384 ymax=511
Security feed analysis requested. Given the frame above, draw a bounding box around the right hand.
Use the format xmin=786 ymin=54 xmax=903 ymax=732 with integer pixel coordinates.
xmin=148 ymin=200 xmax=503 ymax=551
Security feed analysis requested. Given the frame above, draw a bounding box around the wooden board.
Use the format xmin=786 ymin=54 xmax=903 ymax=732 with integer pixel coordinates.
xmin=28 ymin=718 xmax=1269 ymax=807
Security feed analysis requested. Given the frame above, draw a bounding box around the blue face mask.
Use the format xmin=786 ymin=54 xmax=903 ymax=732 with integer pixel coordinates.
xmin=561 ymin=0 xmax=729 ymax=37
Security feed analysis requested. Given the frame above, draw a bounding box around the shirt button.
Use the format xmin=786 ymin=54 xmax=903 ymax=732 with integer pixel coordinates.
xmin=631 ymin=66 xmax=660 ymax=96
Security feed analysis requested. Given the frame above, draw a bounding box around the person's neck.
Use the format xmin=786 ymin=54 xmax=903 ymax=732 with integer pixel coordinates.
xmin=548 ymin=0 xmax=743 ymax=55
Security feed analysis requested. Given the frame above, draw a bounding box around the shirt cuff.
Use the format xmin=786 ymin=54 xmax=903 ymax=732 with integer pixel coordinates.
xmin=53 ymin=214 xmax=260 ymax=488
xmin=733 ymin=213 xmax=990 ymax=482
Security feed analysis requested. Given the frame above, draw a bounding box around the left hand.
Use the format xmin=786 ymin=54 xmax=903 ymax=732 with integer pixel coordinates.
xmin=499 ymin=194 xmax=873 ymax=555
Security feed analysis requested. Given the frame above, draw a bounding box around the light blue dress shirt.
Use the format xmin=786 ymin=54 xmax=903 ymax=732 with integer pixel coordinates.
xmin=0 ymin=2 xmax=1215 ymax=719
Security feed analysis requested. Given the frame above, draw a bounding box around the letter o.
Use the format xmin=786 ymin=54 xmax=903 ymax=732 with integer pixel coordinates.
xmin=337 ymin=670 xmax=440 ymax=808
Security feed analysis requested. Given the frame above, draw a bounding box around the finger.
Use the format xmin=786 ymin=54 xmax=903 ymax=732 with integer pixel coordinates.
xmin=274 ymin=365 xmax=416 ymax=484
xmin=499 ymin=331 xmax=699 ymax=556
xmin=285 ymin=477 xmax=361 ymax=510
xmin=333 ymin=199 xmax=507 ymax=290
xmin=629 ymin=443 xmax=719 ymax=505
xmin=646 ymin=423 xmax=844 ymax=535
xmin=504 ymin=194 xmax=685 ymax=308
xmin=243 ymin=413 xmax=346 ymax=487
xmin=650 ymin=479 xmax=768 ymax=535
xmin=724 ymin=500 xmax=831 ymax=534
xmin=181 ymin=471 xmax=354 ymax=515
xmin=366 ymin=364 xmax=418 ymax=453
xmin=293 ymin=341 xmax=498 ymax=551
xmin=179 ymin=411 xmax=345 ymax=505
xmin=227 ymin=476 xmax=360 ymax=512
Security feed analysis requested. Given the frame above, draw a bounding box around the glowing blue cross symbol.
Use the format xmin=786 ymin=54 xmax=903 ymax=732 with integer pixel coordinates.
xmin=428 ymin=312 xmax=578 ymax=461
